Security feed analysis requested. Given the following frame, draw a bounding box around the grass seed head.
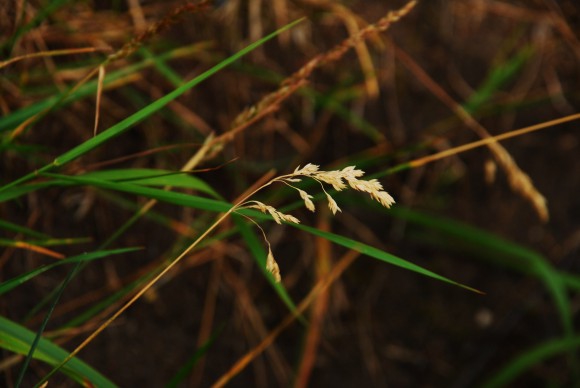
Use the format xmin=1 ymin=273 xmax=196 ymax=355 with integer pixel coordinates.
xmin=243 ymin=164 xmax=395 ymax=283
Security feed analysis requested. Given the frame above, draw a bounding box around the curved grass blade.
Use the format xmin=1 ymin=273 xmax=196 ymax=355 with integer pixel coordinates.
xmin=0 ymin=182 xmax=55 ymax=203
xmin=482 ymin=336 xmax=580 ymax=388
xmin=0 ymin=315 xmax=117 ymax=387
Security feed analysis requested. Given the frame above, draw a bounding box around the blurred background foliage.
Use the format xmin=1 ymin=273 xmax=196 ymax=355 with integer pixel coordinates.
xmin=1 ymin=0 xmax=579 ymax=386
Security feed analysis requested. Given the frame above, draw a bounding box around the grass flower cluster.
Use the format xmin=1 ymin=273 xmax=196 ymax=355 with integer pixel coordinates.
xmin=238 ymin=164 xmax=395 ymax=281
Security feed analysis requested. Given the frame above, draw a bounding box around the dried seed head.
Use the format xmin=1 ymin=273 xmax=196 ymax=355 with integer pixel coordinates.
xmin=266 ymin=247 xmax=281 ymax=283
xmin=285 ymin=164 xmax=396 ymax=211
xmin=238 ymin=164 xmax=396 ymax=285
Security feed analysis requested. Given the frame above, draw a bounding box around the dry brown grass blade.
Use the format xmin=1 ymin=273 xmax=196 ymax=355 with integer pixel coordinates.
xmin=0 ymin=47 xmax=103 ymax=70
xmin=190 ymin=248 xmax=224 ymax=386
xmin=295 ymin=211 xmax=332 ymax=388
xmin=299 ymin=0 xmax=380 ymax=97
xmin=328 ymin=2 xmax=379 ymax=98
xmin=93 ymin=65 xmax=105 ymax=136
xmin=393 ymin=44 xmax=550 ymax=222
xmin=481 ymin=0 xmax=580 ymax=61
xmin=409 ymin=113 xmax=580 ymax=169
xmin=211 ymin=249 xmax=360 ymax=388
xmin=222 ymin=265 xmax=291 ymax=385
xmin=9 ymin=242 xmax=65 ymax=260
xmin=206 ymin=0 xmax=417 ymax=160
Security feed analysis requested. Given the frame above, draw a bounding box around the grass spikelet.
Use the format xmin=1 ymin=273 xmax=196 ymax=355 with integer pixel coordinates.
xmin=298 ymin=189 xmax=316 ymax=212
xmin=266 ymin=247 xmax=282 ymax=283
xmin=243 ymin=201 xmax=301 ymax=225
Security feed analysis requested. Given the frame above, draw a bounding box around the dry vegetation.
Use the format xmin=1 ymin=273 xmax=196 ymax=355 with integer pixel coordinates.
xmin=1 ymin=0 xmax=580 ymax=386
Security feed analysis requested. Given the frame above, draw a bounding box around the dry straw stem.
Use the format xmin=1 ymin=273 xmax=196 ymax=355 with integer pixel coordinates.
xmin=0 ymin=47 xmax=103 ymax=69
xmin=393 ymin=44 xmax=550 ymax=222
xmin=206 ymin=0 xmax=417 ymax=158
xmin=410 ymin=113 xmax=580 ymax=168
xmin=295 ymin=211 xmax=332 ymax=387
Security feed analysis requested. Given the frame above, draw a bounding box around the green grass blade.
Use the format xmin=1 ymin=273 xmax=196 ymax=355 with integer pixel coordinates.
xmin=0 ymin=182 xmax=55 ymax=202
xmin=289 ymin=221 xmax=479 ymax=292
xmin=482 ymin=336 xmax=580 ymax=388
xmin=463 ymin=46 xmax=534 ymax=114
xmin=0 ymin=315 xmax=117 ymax=387
xmin=0 ymin=219 xmax=50 ymax=239
xmin=78 ymin=168 xmax=219 ymax=197
xmin=0 ymin=237 xmax=91 ymax=246
xmin=52 ymin=18 xmax=303 ymax=167
xmin=63 ymin=168 xmax=474 ymax=293
xmin=0 ymin=247 xmax=140 ymax=295
xmin=138 ymin=47 xmax=183 ymax=87
xmin=0 ymin=19 xmax=303 ymax=195
xmin=41 ymin=173 xmax=232 ymax=212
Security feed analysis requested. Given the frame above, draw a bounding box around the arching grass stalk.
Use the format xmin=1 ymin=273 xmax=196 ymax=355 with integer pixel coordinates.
xmin=35 ymin=163 xmax=395 ymax=386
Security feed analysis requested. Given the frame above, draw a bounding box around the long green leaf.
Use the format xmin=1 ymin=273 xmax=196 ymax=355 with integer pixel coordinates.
xmin=290 ymin=221 xmax=479 ymax=292
xmin=78 ymin=168 xmax=219 ymax=197
xmin=39 ymin=174 xmax=475 ymax=291
xmin=42 ymin=173 xmax=232 ymax=212
xmin=0 ymin=219 xmax=50 ymax=239
xmin=0 ymin=315 xmax=117 ymax=387
xmin=52 ymin=18 xmax=303 ymax=166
